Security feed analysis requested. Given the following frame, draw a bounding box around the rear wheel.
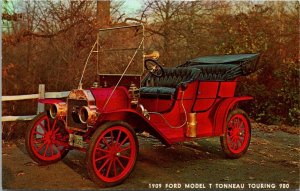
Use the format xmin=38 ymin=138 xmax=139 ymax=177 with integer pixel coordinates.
xmin=220 ymin=109 xmax=251 ymax=159
xmin=86 ymin=121 xmax=138 ymax=188
xmin=25 ymin=112 xmax=69 ymax=165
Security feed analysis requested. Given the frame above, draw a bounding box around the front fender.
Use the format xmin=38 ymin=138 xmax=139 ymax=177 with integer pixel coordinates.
xmin=97 ymin=109 xmax=171 ymax=146
xmin=38 ymin=98 xmax=64 ymax=104
xmin=213 ymin=96 xmax=253 ymax=136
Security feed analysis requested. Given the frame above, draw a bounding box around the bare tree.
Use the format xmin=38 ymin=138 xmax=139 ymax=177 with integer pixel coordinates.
xmin=139 ymin=0 xmax=226 ymax=65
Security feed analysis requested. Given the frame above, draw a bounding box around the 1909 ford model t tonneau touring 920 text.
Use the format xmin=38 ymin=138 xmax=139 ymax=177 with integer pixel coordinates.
xmin=25 ymin=24 xmax=260 ymax=187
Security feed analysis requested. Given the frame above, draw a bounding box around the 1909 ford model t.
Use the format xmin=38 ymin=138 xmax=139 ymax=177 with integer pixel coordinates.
xmin=25 ymin=24 xmax=260 ymax=187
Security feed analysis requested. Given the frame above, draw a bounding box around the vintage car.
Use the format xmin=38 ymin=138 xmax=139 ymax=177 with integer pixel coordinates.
xmin=25 ymin=24 xmax=260 ymax=187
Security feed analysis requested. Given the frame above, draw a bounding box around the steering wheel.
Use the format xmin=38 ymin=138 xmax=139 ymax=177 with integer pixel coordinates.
xmin=144 ymin=59 xmax=164 ymax=77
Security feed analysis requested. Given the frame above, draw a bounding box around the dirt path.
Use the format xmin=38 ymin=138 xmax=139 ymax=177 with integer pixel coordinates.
xmin=2 ymin=128 xmax=299 ymax=190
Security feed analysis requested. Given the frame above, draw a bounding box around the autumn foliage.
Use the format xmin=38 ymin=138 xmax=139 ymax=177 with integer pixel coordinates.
xmin=2 ymin=0 xmax=299 ymax=134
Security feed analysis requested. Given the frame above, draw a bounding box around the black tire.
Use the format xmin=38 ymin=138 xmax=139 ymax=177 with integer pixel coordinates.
xmin=86 ymin=121 xmax=139 ymax=188
xmin=25 ymin=112 xmax=69 ymax=165
xmin=220 ymin=109 xmax=251 ymax=159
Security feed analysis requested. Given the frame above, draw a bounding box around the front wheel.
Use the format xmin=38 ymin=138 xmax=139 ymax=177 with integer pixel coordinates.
xmin=220 ymin=109 xmax=251 ymax=159
xmin=86 ymin=121 xmax=139 ymax=188
xmin=25 ymin=112 xmax=69 ymax=165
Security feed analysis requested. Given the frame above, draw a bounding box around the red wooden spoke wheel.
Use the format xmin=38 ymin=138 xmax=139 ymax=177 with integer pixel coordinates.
xmin=86 ymin=121 xmax=138 ymax=188
xmin=220 ymin=109 xmax=251 ymax=159
xmin=25 ymin=112 xmax=69 ymax=165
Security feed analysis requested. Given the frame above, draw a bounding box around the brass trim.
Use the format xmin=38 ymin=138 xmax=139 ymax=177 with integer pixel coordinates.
xmin=186 ymin=113 xmax=197 ymax=137
xmin=143 ymin=51 xmax=160 ymax=60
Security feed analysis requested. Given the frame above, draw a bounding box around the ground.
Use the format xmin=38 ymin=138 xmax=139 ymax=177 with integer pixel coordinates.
xmin=2 ymin=124 xmax=300 ymax=190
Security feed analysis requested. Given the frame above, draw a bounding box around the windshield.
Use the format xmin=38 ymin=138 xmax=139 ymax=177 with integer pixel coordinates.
xmin=78 ymin=24 xmax=145 ymax=89
xmin=97 ymin=24 xmax=144 ymax=75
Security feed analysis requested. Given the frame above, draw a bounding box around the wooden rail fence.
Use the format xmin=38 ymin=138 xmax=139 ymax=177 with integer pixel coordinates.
xmin=2 ymin=84 xmax=70 ymax=122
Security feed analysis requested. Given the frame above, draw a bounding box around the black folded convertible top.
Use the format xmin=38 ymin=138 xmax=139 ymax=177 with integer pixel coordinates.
xmin=179 ymin=53 xmax=260 ymax=80
xmin=187 ymin=53 xmax=259 ymax=65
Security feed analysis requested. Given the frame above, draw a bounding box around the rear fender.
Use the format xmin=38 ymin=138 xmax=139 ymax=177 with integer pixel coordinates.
xmin=213 ymin=96 xmax=253 ymax=136
xmin=97 ymin=109 xmax=171 ymax=146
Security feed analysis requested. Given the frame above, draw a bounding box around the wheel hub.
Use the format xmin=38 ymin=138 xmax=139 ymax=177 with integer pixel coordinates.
xmin=232 ymin=128 xmax=240 ymax=138
xmin=109 ymin=145 xmax=121 ymax=158
xmin=44 ymin=131 xmax=56 ymax=144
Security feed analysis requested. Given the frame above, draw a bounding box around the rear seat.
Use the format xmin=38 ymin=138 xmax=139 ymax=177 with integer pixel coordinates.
xmin=187 ymin=64 xmax=240 ymax=80
xmin=140 ymin=64 xmax=239 ymax=98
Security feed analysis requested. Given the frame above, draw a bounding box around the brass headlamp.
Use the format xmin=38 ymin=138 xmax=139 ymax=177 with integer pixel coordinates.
xmin=49 ymin=102 xmax=67 ymax=119
xmin=78 ymin=105 xmax=98 ymax=125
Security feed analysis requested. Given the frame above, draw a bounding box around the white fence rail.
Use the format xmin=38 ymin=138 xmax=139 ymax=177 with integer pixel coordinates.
xmin=2 ymin=94 xmax=39 ymax=101
xmin=2 ymin=84 xmax=70 ymax=122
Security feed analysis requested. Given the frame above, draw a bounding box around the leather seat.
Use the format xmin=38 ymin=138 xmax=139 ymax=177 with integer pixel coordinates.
xmin=185 ymin=64 xmax=243 ymax=81
xmin=140 ymin=64 xmax=240 ymax=99
xmin=189 ymin=64 xmax=241 ymax=81
xmin=139 ymin=87 xmax=175 ymax=95
xmin=187 ymin=64 xmax=239 ymax=80
xmin=140 ymin=68 xmax=200 ymax=98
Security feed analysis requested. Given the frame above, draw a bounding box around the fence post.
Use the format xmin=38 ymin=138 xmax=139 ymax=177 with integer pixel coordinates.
xmin=37 ymin=84 xmax=45 ymax=114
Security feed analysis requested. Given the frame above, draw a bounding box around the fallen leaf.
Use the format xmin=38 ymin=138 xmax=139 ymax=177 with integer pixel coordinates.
xmin=288 ymin=161 xmax=299 ymax=166
xmin=290 ymin=148 xmax=300 ymax=152
xmin=17 ymin=171 xmax=25 ymax=176
xmin=222 ymin=176 xmax=230 ymax=181
xmin=280 ymin=179 xmax=289 ymax=183
xmin=24 ymin=161 xmax=38 ymax=166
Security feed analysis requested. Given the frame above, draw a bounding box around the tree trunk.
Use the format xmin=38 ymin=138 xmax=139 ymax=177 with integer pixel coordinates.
xmin=97 ymin=1 xmax=111 ymax=27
